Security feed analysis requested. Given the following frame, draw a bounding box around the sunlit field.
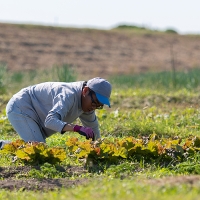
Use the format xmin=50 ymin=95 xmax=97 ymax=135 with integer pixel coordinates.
xmin=0 ymin=65 xmax=200 ymax=199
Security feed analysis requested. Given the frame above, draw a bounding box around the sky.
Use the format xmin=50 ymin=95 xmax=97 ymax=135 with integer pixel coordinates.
xmin=0 ymin=0 xmax=200 ymax=34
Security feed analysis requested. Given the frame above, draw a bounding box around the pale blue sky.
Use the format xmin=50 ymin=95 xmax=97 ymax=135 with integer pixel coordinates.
xmin=0 ymin=0 xmax=200 ymax=34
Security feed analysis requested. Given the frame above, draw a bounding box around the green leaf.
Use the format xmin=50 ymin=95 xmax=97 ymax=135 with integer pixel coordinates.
xmin=1 ymin=143 xmax=16 ymax=154
xmin=48 ymin=147 xmax=66 ymax=162
xmin=193 ymin=136 xmax=200 ymax=147
xmin=146 ymin=141 xmax=159 ymax=156
xmin=66 ymin=137 xmax=79 ymax=152
xmin=176 ymin=145 xmax=184 ymax=154
xmin=113 ymin=146 xmax=128 ymax=158
xmin=15 ymin=149 xmax=31 ymax=161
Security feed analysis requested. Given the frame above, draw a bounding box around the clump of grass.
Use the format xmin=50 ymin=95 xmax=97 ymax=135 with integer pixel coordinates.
xmin=110 ymin=68 xmax=200 ymax=90
xmin=0 ymin=63 xmax=77 ymax=95
xmin=0 ymin=63 xmax=8 ymax=94
xmin=53 ymin=63 xmax=77 ymax=82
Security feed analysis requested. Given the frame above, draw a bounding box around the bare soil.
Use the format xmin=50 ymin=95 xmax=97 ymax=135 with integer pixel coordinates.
xmin=0 ymin=166 xmax=89 ymax=191
xmin=1 ymin=23 xmax=200 ymax=79
xmin=0 ymin=166 xmax=200 ymax=191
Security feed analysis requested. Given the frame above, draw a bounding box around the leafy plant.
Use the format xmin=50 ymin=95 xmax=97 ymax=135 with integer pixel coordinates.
xmin=28 ymin=162 xmax=68 ymax=179
xmin=1 ymin=140 xmax=67 ymax=165
xmin=66 ymin=134 xmax=200 ymax=165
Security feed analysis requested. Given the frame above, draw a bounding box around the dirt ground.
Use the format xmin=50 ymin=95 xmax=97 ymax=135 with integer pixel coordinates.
xmin=0 ymin=23 xmax=200 ymax=80
xmin=0 ymin=166 xmax=200 ymax=191
xmin=0 ymin=165 xmax=89 ymax=191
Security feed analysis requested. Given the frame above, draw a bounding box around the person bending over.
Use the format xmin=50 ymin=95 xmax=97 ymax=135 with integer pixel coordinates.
xmin=6 ymin=77 xmax=112 ymax=142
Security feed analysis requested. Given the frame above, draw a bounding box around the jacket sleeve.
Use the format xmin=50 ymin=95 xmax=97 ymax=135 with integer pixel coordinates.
xmin=44 ymin=94 xmax=71 ymax=133
xmin=79 ymin=111 xmax=101 ymax=140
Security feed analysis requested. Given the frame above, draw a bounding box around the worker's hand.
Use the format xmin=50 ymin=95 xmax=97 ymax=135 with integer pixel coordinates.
xmin=73 ymin=125 xmax=94 ymax=141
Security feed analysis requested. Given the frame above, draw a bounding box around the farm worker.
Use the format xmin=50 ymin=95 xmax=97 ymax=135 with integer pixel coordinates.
xmin=6 ymin=77 xmax=112 ymax=143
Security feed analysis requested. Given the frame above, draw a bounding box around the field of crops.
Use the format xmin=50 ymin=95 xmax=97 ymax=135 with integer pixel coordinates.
xmin=0 ymin=66 xmax=200 ymax=199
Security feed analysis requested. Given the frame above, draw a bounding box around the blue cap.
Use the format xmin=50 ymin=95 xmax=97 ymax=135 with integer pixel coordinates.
xmin=95 ymin=93 xmax=111 ymax=107
xmin=87 ymin=77 xmax=112 ymax=107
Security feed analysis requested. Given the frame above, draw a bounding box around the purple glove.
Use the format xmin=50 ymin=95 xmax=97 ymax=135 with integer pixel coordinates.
xmin=73 ymin=125 xmax=95 ymax=141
